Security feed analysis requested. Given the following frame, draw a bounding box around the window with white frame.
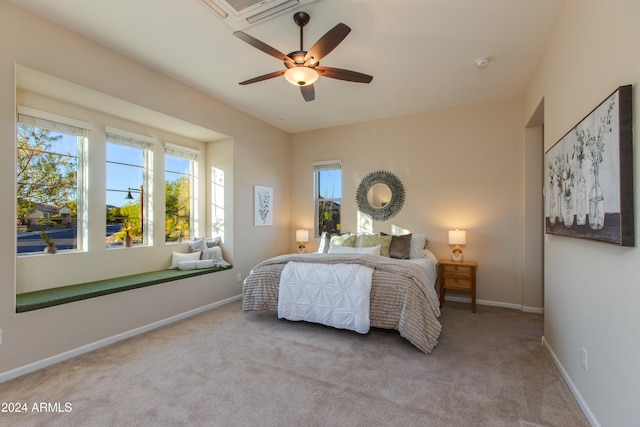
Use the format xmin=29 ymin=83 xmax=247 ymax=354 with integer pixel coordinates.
xmin=211 ymin=166 xmax=225 ymax=241
xmin=165 ymin=143 xmax=199 ymax=242
xmin=314 ymin=160 xmax=342 ymax=237
xmin=105 ymin=127 xmax=153 ymax=248
xmin=16 ymin=107 xmax=89 ymax=254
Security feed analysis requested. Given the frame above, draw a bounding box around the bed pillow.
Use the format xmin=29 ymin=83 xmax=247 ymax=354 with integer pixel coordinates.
xmin=169 ymin=251 xmax=202 ymax=269
xmin=357 ymin=234 xmax=392 ymax=257
xmin=410 ymin=233 xmax=429 ymax=258
xmin=329 ymin=244 xmax=381 ymax=256
xmin=381 ymin=233 xmax=412 ymax=259
xmin=328 ymin=234 xmax=356 ymax=251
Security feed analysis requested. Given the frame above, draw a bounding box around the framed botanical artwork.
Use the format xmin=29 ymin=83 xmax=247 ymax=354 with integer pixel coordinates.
xmin=254 ymin=185 xmax=273 ymax=226
xmin=544 ymin=84 xmax=633 ymax=246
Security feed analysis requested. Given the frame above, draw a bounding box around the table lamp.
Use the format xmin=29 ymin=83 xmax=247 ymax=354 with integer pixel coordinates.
xmin=296 ymin=229 xmax=309 ymax=253
xmin=448 ymin=229 xmax=466 ymax=262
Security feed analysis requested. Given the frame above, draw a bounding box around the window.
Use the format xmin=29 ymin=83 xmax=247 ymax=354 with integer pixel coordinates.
xmin=314 ymin=160 xmax=342 ymax=237
xmin=165 ymin=143 xmax=199 ymax=242
xmin=105 ymin=127 xmax=153 ymax=248
xmin=211 ymin=166 xmax=225 ymax=241
xmin=16 ymin=107 xmax=89 ymax=254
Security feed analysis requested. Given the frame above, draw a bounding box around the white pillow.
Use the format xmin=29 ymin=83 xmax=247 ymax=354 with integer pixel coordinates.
xmin=205 ymin=237 xmax=221 ymax=248
xmin=178 ymin=260 xmax=197 ymax=271
xmin=360 ymin=245 xmax=381 ymax=255
xmin=189 ymin=238 xmax=207 ymax=252
xmin=170 ymin=251 xmax=201 ymax=269
xmin=410 ymin=233 xmax=429 ymax=258
xmin=179 ymin=259 xmax=216 ymax=270
xmin=202 ymin=246 xmax=224 ymax=261
xmin=328 ymin=245 xmax=355 ymax=254
xmin=196 ymin=259 xmax=215 ymax=269
xmin=329 ymin=244 xmax=381 ymax=255
xmin=423 ymin=248 xmax=438 ymax=264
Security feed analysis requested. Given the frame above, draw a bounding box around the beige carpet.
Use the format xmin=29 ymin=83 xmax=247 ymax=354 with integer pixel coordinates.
xmin=0 ymin=300 xmax=588 ymax=427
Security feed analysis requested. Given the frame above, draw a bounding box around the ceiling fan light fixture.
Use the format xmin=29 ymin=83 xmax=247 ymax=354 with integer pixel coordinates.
xmin=284 ymin=66 xmax=319 ymax=86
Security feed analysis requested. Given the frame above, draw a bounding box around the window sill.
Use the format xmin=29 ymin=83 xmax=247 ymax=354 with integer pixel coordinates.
xmin=16 ymin=265 xmax=232 ymax=313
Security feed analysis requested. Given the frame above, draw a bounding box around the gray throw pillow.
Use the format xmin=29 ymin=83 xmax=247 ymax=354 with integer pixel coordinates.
xmin=381 ymin=233 xmax=412 ymax=259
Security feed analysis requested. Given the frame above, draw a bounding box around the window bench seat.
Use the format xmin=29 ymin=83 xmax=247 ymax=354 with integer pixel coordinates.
xmin=16 ymin=266 xmax=232 ymax=313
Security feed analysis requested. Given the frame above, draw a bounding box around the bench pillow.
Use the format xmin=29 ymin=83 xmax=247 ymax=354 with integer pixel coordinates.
xmin=170 ymin=251 xmax=201 ymax=269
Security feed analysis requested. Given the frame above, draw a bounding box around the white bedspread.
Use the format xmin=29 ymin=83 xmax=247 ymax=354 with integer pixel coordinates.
xmin=277 ymin=261 xmax=374 ymax=334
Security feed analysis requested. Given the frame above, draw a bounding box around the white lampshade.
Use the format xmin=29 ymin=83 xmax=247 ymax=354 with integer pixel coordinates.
xmin=448 ymin=229 xmax=467 ymax=245
xmin=284 ymin=67 xmax=319 ymax=86
xmin=296 ymin=229 xmax=309 ymax=243
xmin=296 ymin=229 xmax=309 ymax=254
xmin=448 ymin=229 xmax=466 ymax=262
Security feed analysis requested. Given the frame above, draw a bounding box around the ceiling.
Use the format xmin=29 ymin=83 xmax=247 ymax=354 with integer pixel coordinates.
xmin=11 ymin=0 xmax=564 ymax=134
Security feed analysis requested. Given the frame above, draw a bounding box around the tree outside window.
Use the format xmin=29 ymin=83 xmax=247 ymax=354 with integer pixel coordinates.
xmin=165 ymin=149 xmax=198 ymax=242
xmin=315 ymin=163 xmax=341 ymax=237
xmin=16 ymin=124 xmax=81 ymax=254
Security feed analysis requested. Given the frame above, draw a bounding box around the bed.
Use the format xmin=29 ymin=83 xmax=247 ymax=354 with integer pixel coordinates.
xmin=242 ymin=244 xmax=442 ymax=354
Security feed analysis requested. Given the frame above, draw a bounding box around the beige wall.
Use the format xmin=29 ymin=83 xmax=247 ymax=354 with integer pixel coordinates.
xmin=525 ymin=0 xmax=640 ymax=425
xmin=0 ymin=2 xmax=291 ymax=376
xmin=291 ymin=97 xmax=535 ymax=309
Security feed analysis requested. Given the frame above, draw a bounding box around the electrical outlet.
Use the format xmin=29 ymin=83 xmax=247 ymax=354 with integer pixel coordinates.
xmin=0 ymin=329 xmax=3 ymax=346
xmin=581 ymin=348 xmax=588 ymax=371
xmin=236 ymin=272 xmax=242 ymax=282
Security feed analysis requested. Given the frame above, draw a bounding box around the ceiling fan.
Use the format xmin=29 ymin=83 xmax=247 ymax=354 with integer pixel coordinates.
xmin=233 ymin=11 xmax=373 ymax=102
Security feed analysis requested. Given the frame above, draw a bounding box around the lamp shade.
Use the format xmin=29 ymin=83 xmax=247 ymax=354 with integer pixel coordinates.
xmin=296 ymin=229 xmax=309 ymax=243
xmin=284 ymin=67 xmax=319 ymax=86
xmin=448 ymin=229 xmax=467 ymax=245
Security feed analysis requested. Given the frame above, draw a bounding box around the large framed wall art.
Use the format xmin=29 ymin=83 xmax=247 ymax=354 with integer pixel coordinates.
xmin=544 ymin=84 xmax=633 ymax=246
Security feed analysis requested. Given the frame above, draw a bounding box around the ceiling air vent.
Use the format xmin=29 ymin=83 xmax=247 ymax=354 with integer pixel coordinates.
xmin=201 ymin=0 xmax=319 ymax=31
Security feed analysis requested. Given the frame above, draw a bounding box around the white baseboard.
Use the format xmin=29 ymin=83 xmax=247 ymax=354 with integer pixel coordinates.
xmin=444 ymin=295 xmax=544 ymax=313
xmin=522 ymin=306 xmax=544 ymax=314
xmin=0 ymin=294 xmax=242 ymax=383
xmin=541 ymin=336 xmax=600 ymax=427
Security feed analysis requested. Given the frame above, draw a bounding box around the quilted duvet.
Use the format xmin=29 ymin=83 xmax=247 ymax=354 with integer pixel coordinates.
xmin=278 ymin=261 xmax=374 ymax=334
xmin=242 ymin=253 xmax=442 ymax=354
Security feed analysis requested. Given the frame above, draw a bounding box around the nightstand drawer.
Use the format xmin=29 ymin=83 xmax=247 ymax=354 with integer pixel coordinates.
xmin=443 ymin=275 xmax=472 ymax=291
xmin=441 ymin=264 xmax=474 ymax=276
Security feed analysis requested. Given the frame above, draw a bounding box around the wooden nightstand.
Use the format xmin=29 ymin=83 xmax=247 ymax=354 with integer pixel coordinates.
xmin=438 ymin=259 xmax=478 ymax=313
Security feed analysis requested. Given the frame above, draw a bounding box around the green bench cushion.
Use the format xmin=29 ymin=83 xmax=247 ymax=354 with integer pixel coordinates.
xmin=16 ymin=265 xmax=232 ymax=313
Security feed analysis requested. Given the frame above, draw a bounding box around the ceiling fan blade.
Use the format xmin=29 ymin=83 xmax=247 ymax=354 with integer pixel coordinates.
xmin=234 ymin=31 xmax=295 ymax=66
xmin=304 ymin=23 xmax=351 ymax=63
xmin=315 ymin=66 xmax=373 ymax=83
xmin=300 ymin=85 xmax=315 ymax=102
xmin=239 ymin=69 xmax=286 ymax=85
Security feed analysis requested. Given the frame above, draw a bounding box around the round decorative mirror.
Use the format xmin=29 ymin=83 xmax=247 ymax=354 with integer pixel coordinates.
xmin=356 ymin=170 xmax=405 ymax=221
xmin=367 ymin=183 xmax=392 ymax=208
